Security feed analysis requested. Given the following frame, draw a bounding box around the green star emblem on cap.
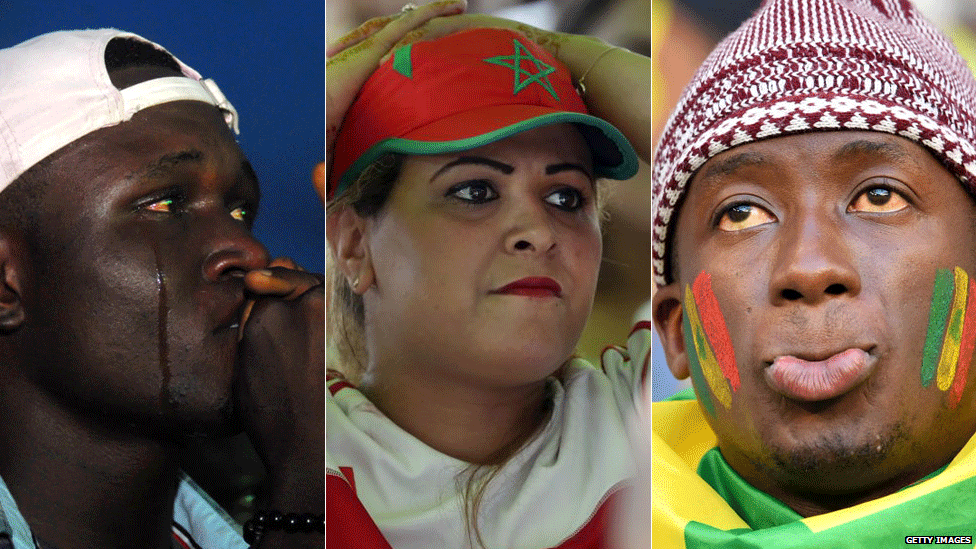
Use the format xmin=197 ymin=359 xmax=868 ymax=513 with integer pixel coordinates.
xmin=483 ymin=39 xmax=559 ymax=100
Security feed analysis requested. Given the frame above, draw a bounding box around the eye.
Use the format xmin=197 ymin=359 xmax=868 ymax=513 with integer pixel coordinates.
xmin=144 ymin=197 xmax=175 ymax=213
xmin=544 ymin=187 xmax=585 ymax=211
xmin=717 ymin=202 xmax=776 ymax=231
xmin=137 ymin=187 xmax=188 ymax=216
xmin=848 ymin=185 xmax=909 ymax=214
xmin=447 ymin=181 xmax=498 ymax=204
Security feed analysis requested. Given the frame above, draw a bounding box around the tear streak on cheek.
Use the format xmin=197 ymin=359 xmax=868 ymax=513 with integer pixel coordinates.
xmin=682 ymin=271 xmax=740 ymax=415
xmin=153 ymin=247 xmax=175 ymax=414
xmin=922 ymin=266 xmax=976 ymax=408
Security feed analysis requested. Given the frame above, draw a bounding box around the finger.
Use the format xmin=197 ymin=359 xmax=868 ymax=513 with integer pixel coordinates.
xmin=268 ymin=257 xmax=300 ymax=270
xmin=388 ymin=15 xmax=478 ymax=51
xmin=238 ymin=300 xmax=256 ymax=341
xmin=327 ymin=0 xmax=466 ymax=74
xmin=327 ymin=15 xmax=397 ymax=58
xmin=381 ymin=14 xmax=518 ymax=62
xmin=245 ymin=268 xmax=324 ymax=300
xmin=369 ymin=0 xmax=467 ymax=59
xmin=313 ymin=162 xmax=326 ymax=202
xmin=382 ymin=28 xmax=431 ymax=63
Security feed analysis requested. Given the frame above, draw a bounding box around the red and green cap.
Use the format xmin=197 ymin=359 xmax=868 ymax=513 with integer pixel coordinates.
xmin=329 ymin=27 xmax=638 ymax=201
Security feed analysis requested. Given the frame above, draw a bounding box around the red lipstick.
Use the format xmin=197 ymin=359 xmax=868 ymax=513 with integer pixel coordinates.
xmin=493 ymin=277 xmax=562 ymax=298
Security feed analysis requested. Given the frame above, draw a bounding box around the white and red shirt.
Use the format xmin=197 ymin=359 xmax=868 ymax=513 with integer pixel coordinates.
xmin=327 ymin=323 xmax=652 ymax=549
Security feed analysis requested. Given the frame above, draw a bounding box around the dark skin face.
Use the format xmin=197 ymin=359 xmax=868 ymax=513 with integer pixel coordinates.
xmin=11 ymin=100 xmax=269 ymax=437
xmin=654 ymin=131 xmax=976 ymax=516
xmin=0 ymin=64 xmax=324 ymax=549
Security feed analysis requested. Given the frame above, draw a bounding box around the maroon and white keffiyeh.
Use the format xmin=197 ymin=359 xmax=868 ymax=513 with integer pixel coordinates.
xmin=652 ymin=0 xmax=976 ymax=285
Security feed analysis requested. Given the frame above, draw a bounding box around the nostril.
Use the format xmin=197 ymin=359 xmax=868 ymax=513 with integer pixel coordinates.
xmin=514 ymin=240 xmax=531 ymax=251
xmin=203 ymin=246 xmax=267 ymax=283
xmin=782 ymin=289 xmax=803 ymax=301
xmin=210 ymin=266 xmax=248 ymax=283
xmin=825 ymin=283 xmax=847 ymax=295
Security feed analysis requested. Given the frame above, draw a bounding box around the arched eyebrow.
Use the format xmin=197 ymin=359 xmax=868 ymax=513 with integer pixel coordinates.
xmin=431 ymin=156 xmax=514 ymax=182
xmin=430 ymin=156 xmax=593 ymax=181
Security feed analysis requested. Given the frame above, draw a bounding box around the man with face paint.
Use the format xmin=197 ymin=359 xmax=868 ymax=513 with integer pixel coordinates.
xmin=651 ymin=0 xmax=976 ymax=545
xmin=0 ymin=31 xmax=323 ymax=548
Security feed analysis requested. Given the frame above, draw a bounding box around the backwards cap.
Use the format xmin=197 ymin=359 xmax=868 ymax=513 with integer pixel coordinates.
xmin=652 ymin=0 xmax=976 ymax=285
xmin=0 ymin=29 xmax=239 ymax=193
xmin=329 ymin=27 xmax=639 ymax=201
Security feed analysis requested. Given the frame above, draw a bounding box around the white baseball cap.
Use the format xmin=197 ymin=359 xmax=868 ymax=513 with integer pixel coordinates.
xmin=0 ymin=29 xmax=239 ymax=193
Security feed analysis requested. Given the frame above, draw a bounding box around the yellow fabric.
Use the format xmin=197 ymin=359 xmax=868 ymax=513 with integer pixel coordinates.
xmin=652 ymin=400 xmax=748 ymax=548
xmin=803 ymin=427 xmax=976 ymax=532
xmin=653 ymin=399 xmax=976 ymax=544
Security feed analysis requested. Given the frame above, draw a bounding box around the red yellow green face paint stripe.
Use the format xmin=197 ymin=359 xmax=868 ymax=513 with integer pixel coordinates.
xmin=952 ymin=276 xmax=976 ymax=406
xmin=683 ymin=272 xmax=740 ymax=415
xmin=692 ymin=273 xmax=741 ymax=391
xmin=921 ymin=266 xmax=975 ymax=408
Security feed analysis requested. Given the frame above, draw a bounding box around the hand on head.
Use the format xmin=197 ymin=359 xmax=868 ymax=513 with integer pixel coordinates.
xmin=327 ymin=0 xmax=466 ymax=169
xmin=379 ymin=13 xmax=566 ymax=62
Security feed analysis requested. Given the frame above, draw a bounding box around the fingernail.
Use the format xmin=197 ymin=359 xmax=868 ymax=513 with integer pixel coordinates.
xmin=255 ymin=269 xmax=274 ymax=277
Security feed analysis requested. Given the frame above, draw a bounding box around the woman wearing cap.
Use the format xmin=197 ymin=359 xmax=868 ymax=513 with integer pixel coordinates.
xmin=327 ymin=2 xmax=653 ymax=548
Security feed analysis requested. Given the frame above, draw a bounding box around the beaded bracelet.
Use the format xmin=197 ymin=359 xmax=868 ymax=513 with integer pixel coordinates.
xmin=243 ymin=510 xmax=325 ymax=546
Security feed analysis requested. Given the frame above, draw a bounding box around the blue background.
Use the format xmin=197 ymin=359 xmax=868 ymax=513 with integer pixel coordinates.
xmin=0 ymin=2 xmax=325 ymax=272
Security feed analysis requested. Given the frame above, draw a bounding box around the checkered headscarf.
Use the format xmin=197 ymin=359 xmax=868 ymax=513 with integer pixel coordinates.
xmin=652 ymin=0 xmax=976 ymax=285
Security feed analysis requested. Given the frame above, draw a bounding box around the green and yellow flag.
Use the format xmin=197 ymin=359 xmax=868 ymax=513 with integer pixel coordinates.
xmin=653 ymin=395 xmax=976 ymax=547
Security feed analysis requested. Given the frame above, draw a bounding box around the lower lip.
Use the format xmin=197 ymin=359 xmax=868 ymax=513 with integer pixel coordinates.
xmin=497 ymin=288 xmax=560 ymax=298
xmin=765 ymin=348 xmax=877 ymax=402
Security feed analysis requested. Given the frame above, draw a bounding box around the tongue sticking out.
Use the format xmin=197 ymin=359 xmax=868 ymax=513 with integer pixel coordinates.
xmin=765 ymin=348 xmax=877 ymax=402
